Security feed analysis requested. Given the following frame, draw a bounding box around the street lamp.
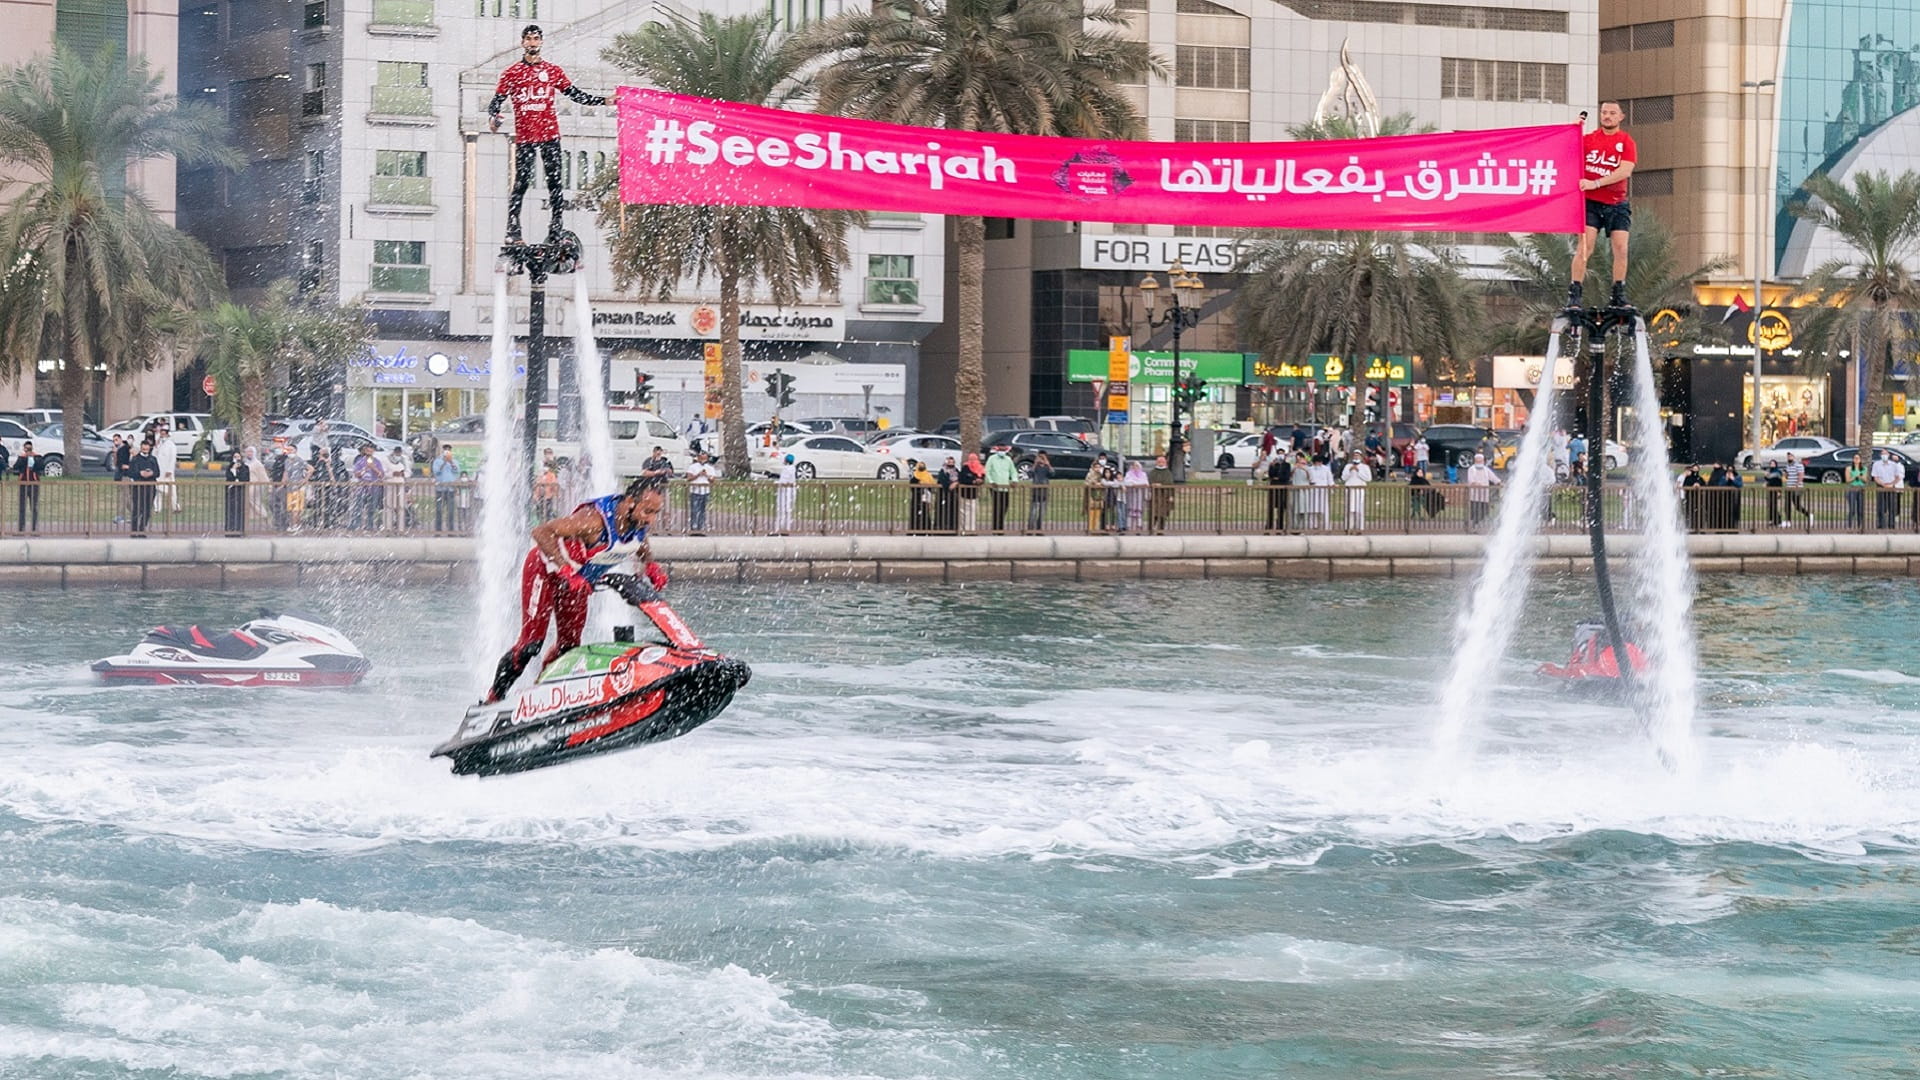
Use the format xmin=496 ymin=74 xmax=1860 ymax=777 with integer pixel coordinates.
xmin=1140 ymin=259 xmax=1205 ymax=481
xmin=1743 ymin=78 xmax=1776 ymax=456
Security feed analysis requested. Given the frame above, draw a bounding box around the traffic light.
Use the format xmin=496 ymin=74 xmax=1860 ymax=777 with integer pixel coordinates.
xmin=1174 ymin=373 xmax=1207 ymax=410
xmin=765 ymin=370 xmax=796 ymax=409
xmin=634 ymin=372 xmax=654 ymax=407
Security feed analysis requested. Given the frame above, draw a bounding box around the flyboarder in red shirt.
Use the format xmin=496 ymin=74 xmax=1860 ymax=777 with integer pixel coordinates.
xmin=488 ymin=25 xmax=607 ymax=244
xmin=1568 ymin=100 xmax=1637 ymax=310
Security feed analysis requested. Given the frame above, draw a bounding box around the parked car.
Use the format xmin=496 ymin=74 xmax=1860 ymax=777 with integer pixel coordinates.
xmin=1027 ymin=415 xmax=1098 ymax=439
xmin=99 ymin=412 xmax=231 ymax=463
xmin=32 ymin=422 xmax=114 ymax=475
xmin=408 ymin=414 xmax=488 ymax=464
xmin=1 ymin=408 xmax=64 ymax=429
xmin=536 ymin=405 xmax=693 ymax=476
xmin=1420 ymin=424 xmax=1499 ymax=468
xmin=0 ymin=417 xmax=34 ymax=462
xmin=269 ymin=419 xmax=408 ymax=464
xmin=936 ymin=415 xmax=1031 ymax=436
xmin=981 ymin=429 xmax=1113 ymax=480
xmin=1735 ymin=435 xmax=1842 ymax=471
xmin=745 ymin=420 xmax=809 ymax=442
xmin=1213 ymin=430 xmax=1270 ymax=471
xmin=1360 ymin=422 xmax=1421 ymax=457
xmin=863 ymin=426 xmax=922 ymax=445
xmin=868 ymin=433 xmax=963 ymax=476
xmin=1796 ymin=444 xmax=1920 ymax=484
xmin=752 ymin=433 xmax=885 ymax=479
xmin=797 ymin=416 xmax=882 ymax=436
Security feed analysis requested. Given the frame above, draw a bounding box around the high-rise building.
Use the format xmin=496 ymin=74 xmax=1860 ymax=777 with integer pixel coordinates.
xmin=1600 ymin=0 xmax=1920 ymax=455
xmin=952 ymin=0 xmax=1599 ymax=444
xmin=0 ymin=0 xmax=184 ymax=422
xmin=178 ymin=0 xmax=942 ymax=439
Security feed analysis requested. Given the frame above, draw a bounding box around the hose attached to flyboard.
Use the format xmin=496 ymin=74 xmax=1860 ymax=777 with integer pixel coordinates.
xmin=1582 ymin=320 xmax=1635 ymax=695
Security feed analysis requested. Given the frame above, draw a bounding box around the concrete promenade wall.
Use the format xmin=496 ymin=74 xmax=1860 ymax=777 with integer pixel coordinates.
xmin=5 ymin=534 xmax=1920 ymax=587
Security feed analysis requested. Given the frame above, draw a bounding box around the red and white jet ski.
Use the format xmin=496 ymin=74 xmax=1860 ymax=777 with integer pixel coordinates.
xmin=1537 ymin=620 xmax=1647 ymax=698
xmin=92 ymin=611 xmax=372 ymax=687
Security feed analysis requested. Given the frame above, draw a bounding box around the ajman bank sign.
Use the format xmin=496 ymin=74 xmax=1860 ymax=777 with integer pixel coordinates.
xmin=454 ymin=297 xmax=843 ymax=341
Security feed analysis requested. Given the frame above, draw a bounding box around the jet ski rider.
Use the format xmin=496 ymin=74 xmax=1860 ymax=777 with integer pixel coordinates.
xmin=484 ymin=476 xmax=670 ymax=704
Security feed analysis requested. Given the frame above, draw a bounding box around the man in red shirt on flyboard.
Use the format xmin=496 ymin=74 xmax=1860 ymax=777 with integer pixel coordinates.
xmin=1567 ymin=100 xmax=1637 ymax=310
xmin=488 ymin=25 xmax=607 ymax=244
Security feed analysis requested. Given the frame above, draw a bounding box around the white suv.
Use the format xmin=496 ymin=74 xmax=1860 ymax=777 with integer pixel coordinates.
xmin=99 ymin=412 xmax=232 ymax=463
xmin=1735 ymin=436 xmax=1841 ymax=471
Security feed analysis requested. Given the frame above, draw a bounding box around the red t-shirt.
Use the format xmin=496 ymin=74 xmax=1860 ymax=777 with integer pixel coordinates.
xmin=494 ymin=60 xmax=576 ymax=144
xmin=1582 ymin=127 xmax=1636 ymax=205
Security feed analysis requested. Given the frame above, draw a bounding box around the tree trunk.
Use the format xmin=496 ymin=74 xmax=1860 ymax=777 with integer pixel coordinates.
xmin=954 ymin=214 xmax=986 ymax=454
xmin=718 ymin=258 xmax=751 ymax=479
xmin=240 ymin=369 xmax=268 ymax=457
xmin=58 ymin=268 xmax=89 ymax=471
xmin=1856 ymin=319 xmax=1886 ymax=450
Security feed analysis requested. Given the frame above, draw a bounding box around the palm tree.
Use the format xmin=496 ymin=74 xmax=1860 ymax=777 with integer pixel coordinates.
xmin=201 ymin=280 xmax=372 ymax=454
xmin=1785 ymin=170 xmax=1920 ymax=446
xmin=591 ymin=13 xmax=854 ymax=478
xmin=0 ymin=45 xmax=237 ymax=470
xmin=788 ymin=0 xmax=1165 ymax=451
xmin=1487 ymin=209 xmax=1733 ymax=356
xmin=1285 ymin=112 xmax=1431 ymax=141
xmin=1236 ymin=230 xmax=1481 ymax=425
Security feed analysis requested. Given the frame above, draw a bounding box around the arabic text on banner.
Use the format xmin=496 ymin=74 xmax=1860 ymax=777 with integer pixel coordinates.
xmin=616 ymin=88 xmax=1583 ymax=234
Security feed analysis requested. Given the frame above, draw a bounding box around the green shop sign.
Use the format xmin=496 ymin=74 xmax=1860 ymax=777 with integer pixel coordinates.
xmin=1066 ymin=349 xmax=1245 ymax=385
xmin=1244 ymin=354 xmax=1414 ymax=386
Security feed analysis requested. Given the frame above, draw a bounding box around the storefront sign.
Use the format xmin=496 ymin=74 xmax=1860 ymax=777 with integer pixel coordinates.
xmin=346 ymin=343 xmax=524 ymax=388
xmin=1067 ymin=349 xmax=1243 ymax=385
xmin=1748 ymin=310 xmax=1794 ymax=352
xmin=1243 ymin=354 xmax=1412 ymax=385
xmin=452 ymin=296 xmax=842 ymax=341
xmin=1492 ymin=355 xmax=1576 ymax=390
xmin=1081 ymin=236 xmax=1244 ymax=272
xmin=618 ymin=88 xmax=1585 ymax=233
xmin=702 ymin=343 xmax=724 ymax=419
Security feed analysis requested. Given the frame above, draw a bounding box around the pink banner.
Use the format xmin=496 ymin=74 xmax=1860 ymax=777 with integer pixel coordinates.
xmin=617 ymin=88 xmax=1583 ymax=233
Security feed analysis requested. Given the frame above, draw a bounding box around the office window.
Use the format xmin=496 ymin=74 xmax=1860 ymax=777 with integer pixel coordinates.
xmin=373 ymin=61 xmax=431 ymax=116
xmin=302 ymin=63 xmax=327 ymax=116
xmin=373 ymin=151 xmax=430 ymax=204
xmin=304 ymin=0 xmax=328 ymax=29
xmin=865 ymin=255 xmax=918 ymax=306
xmin=371 ymin=240 xmax=429 ymax=292
xmin=1177 ymin=45 xmax=1250 ymax=90
xmin=1276 ymin=0 xmax=1565 ymax=34
xmin=1440 ymin=58 xmax=1567 ymax=104
xmin=372 ymin=0 xmax=435 ymax=25
xmin=303 ymin=148 xmax=325 ymax=203
xmin=1175 ymin=118 xmax=1250 ymax=142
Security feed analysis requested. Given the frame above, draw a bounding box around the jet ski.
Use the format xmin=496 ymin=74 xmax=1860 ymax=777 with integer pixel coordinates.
xmin=93 ymin=610 xmax=371 ymax=687
xmin=1538 ymin=620 xmax=1648 ymax=698
xmin=431 ymin=574 xmax=750 ymax=776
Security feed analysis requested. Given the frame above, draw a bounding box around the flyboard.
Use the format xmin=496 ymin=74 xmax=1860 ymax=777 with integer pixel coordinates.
xmin=1538 ymin=303 xmax=1651 ymax=701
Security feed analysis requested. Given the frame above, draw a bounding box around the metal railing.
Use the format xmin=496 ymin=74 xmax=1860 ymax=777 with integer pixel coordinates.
xmin=3 ymin=478 xmax=1918 ymax=540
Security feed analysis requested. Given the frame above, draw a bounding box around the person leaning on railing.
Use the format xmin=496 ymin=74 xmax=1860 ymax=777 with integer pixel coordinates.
xmin=1025 ymin=451 xmax=1053 ymax=534
xmin=1148 ymin=454 xmax=1174 ymax=534
xmin=432 ymin=445 xmax=462 ymax=533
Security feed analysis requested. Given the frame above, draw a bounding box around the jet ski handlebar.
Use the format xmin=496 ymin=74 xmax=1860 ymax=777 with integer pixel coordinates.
xmin=597 ymin=571 xmax=661 ymax=607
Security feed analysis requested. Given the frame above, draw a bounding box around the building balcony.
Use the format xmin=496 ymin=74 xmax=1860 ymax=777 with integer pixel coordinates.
xmin=369 ymin=0 xmax=438 ymax=35
xmin=370 ymin=85 xmax=433 ymax=120
xmin=368 ymin=264 xmax=430 ymax=295
xmin=368 ymin=175 xmax=432 ymax=208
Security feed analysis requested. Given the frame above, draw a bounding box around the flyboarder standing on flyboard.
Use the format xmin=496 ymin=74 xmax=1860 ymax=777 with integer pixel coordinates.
xmin=1567 ymin=101 xmax=1637 ymax=311
xmin=489 ymin=25 xmax=608 ymax=244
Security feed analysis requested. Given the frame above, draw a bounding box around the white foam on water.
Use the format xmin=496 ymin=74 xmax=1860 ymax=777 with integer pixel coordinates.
xmin=471 ymin=273 xmax=527 ymax=695
xmin=1 ymin=897 xmax=943 ymax=1080
xmin=1826 ymin=668 xmax=1920 ymax=685
xmin=1625 ymin=326 xmax=1700 ymax=772
xmin=1 ymin=681 xmax=1914 ymax=862
xmin=1433 ymin=328 xmax=1566 ymax=762
xmin=570 ymin=272 xmax=626 ymax=642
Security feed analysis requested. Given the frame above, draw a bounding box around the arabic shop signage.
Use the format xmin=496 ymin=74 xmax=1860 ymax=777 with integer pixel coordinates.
xmin=1245 ymin=354 xmax=1413 ymax=386
xmin=454 ymin=296 xmax=843 ymax=341
xmin=346 ymin=344 xmax=524 ymax=387
xmin=1066 ymin=349 xmax=1244 ymax=384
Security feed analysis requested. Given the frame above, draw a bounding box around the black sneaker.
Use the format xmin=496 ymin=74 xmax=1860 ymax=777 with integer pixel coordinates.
xmin=505 ymin=224 xmax=523 ymax=245
xmin=1610 ymin=282 xmax=1627 ymax=308
xmin=1565 ymin=281 xmax=1583 ymax=308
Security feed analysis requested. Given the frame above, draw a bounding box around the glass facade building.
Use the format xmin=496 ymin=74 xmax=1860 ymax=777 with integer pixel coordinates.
xmin=1774 ymin=0 xmax=1920 ymax=269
